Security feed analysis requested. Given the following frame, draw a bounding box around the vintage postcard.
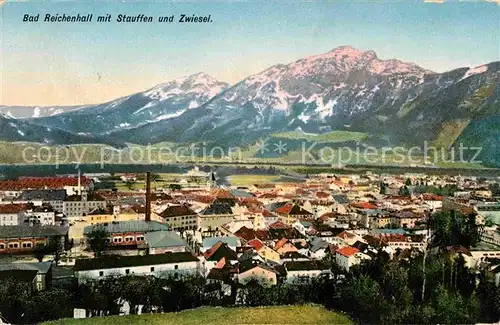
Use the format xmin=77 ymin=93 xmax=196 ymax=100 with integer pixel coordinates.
xmin=0 ymin=1 xmax=499 ymax=324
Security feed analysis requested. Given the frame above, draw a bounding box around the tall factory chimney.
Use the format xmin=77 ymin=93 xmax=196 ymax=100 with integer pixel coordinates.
xmin=145 ymin=172 xmax=151 ymax=222
xmin=77 ymin=169 xmax=82 ymax=195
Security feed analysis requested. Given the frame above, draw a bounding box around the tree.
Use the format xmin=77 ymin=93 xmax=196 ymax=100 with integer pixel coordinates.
xmin=125 ymin=180 xmax=135 ymax=190
xmin=32 ymin=244 xmax=47 ymax=262
xmin=399 ymin=185 xmax=410 ymax=196
xmin=86 ymin=226 xmax=110 ymax=258
xmin=47 ymin=236 xmax=64 ymax=266
xmin=0 ymin=277 xmax=31 ymax=324
xmin=405 ymin=178 xmax=412 ymax=186
xmin=429 ymin=210 xmax=484 ymax=248
xmin=169 ymin=184 xmax=181 ymax=191
xmin=379 ymin=182 xmax=387 ymax=194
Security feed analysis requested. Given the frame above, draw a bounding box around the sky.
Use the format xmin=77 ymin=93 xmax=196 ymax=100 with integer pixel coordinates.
xmin=1 ymin=1 xmax=499 ymax=106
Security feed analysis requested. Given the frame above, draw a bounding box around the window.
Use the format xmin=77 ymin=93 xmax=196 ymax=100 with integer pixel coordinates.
xmin=150 ymin=267 xmax=155 ymax=272
xmin=8 ymin=243 xmax=19 ymax=249
xmin=136 ymin=236 xmax=144 ymax=242
xmin=174 ymin=265 xmax=178 ymax=270
xmin=99 ymin=271 xmax=104 ymax=277
xmin=125 ymin=269 xmax=130 ymax=275
xmin=124 ymin=236 xmax=134 ymax=242
xmin=22 ymin=242 xmax=32 ymax=248
xmin=0 ymin=244 xmax=4 ymax=250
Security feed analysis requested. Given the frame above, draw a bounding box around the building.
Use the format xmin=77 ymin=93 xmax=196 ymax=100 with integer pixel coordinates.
xmin=83 ymin=220 xmax=169 ymax=248
xmin=237 ymin=261 xmax=280 ymax=286
xmin=14 ymin=189 xmax=66 ymax=212
xmin=284 ymin=260 xmax=331 ymax=283
xmin=25 ymin=204 xmax=56 ymax=226
xmin=201 ymin=236 xmax=240 ymax=253
xmin=0 ymin=176 xmax=93 ymax=198
xmin=198 ymin=202 xmax=235 ymax=235
xmin=0 ymin=225 xmax=68 ymax=254
xmin=274 ymin=203 xmax=313 ymax=225
xmin=0 ymin=261 xmax=52 ymax=291
xmin=0 ymin=203 xmax=28 ymax=226
xmin=247 ymin=238 xmax=280 ymax=262
xmin=63 ymin=192 xmax=106 ymax=219
xmin=335 ymin=246 xmax=361 ymax=271
xmin=159 ymin=204 xmax=198 ymax=231
xmin=144 ymin=231 xmax=188 ymax=254
xmin=74 ymin=253 xmax=200 ymax=282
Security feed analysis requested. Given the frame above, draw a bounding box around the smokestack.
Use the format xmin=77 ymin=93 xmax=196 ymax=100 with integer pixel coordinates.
xmin=145 ymin=172 xmax=151 ymax=222
xmin=77 ymin=169 xmax=81 ymax=195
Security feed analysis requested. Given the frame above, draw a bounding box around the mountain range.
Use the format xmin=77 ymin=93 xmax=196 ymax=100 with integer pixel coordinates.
xmin=1 ymin=46 xmax=499 ymax=166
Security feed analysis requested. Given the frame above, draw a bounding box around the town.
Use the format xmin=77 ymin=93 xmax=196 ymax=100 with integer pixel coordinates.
xmin=0 ymin=167 xmax=498 ymax=324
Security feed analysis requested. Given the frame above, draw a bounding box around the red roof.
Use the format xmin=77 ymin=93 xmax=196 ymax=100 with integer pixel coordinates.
xmin=269 ymin=220 xmax=290 ymax=230
xmin=247 ymin=239 xmax=265 ymax=251
xmin=275 ymin=203 xmax=293 ymax=214
xmin=274 ymin=238 xmax=288 ymax=250
xmin=316 ymin=191 xmax=331 ymax=199
xmin=422 ymin=194 xmax=443 ymax=201
xmin=262 ymin=210 xmax=274 ymax=217
xmin=0 ymin=203 xmax=28 ymax=214
xmin=336 ymin=246 xmax=360 ymax=257
xmin=210 ymin=189 xmax=235 ymax=199
xmin=351 ymin=201 xmax=378 ymax=210
xmin=318 ymin=212 xmax=335 ymax=222
xmin=0 ymin=176 xmax=90 ymax=191
xmin=336 ymin=231 xmax=356 ymax=240
xmin=204 ymin=241 xmax=224 ymax=259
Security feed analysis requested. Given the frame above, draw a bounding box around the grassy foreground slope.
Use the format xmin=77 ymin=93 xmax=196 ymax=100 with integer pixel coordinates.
xmin=42 ymin=305 xmax=352 ymax=325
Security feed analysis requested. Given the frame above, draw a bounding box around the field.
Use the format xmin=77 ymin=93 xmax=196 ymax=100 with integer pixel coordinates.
xmin=227 ymin=174 xmax=281 ymax=186
xmin=271 ymin=130 xmax=367 ymax=142
xmin=42 ymin=305 xmax=353 ymax=325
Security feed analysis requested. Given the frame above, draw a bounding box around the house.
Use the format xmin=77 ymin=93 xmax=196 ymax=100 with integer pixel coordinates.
xmin=284 ymin=260 xmax=331 ymax=283
xmin=238 ymin=261 xmax=280 ymax=286
xmin=203 ymin=242 xmax=238 ymax=276
xmin=279 ymin=251 xmax=310 ymax=264
xmin=390 ymin=210 xmax=425 ymax=229
xmin=159 ymin=204 xmax=198 ymax=231
xmin=83 ymin=220 xmax=169 ymax=249
xmin=0 ymin=225 xmax=68 ymax=254
xmin=198 ymin=202 xmax=235 ymax=236
xmin=274 ymin=203 xmax=313 ymax=225
xmin=63 ymin=191 xmax=106 ymax=218
xmin=144 ymin=231 xmax=187 ymax=254
xmin=336 ymin=230 xmax=362 ymax=246
xmin=15 ymin=189 xmax=66 ymax=213
xmin=0 ymin=203 xmax=28 ymax=226
xmin=274 ymin=238 xmax=299 ymax=255
xmin=26 ymin=204 xmax=56 ymax=226
xmin=336 ymin=246 xmax=361 ymax=271
xmin=292 ymin=220 xmax=313 ymax=236
xmin=74 ymin=252 xmax=200 ymax=282
xmin=309 ymin=237 xmax=330 ymax=260
xmin=247 ymin=238 xmax=280 ymax=262
xmin=0 ymin=261 xmax=52 ymax=291
xmin=202 ymin=236 xmax=240 ymax=253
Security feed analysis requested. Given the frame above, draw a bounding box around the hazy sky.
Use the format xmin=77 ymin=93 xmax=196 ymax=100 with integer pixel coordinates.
xmin=1 ymin=1 xmax=499 ymax=106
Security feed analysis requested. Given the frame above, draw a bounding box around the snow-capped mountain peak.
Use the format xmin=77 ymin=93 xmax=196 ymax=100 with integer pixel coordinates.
xmin=143 ymin=72 xmax=229 ymax=102
xmin=215 ymin=45 xmax=433 ymax=117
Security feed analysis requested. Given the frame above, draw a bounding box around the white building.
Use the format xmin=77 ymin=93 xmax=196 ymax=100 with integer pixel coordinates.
xmin=335 ymin=246 xmax=371 ymax=271
xmin=74 ymin=252 xmax=201 ymax=282
xmin=284 ymin=260 xmax=332 ymax=283
xmin=0 ymin=204 xmax=27 ymax=226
